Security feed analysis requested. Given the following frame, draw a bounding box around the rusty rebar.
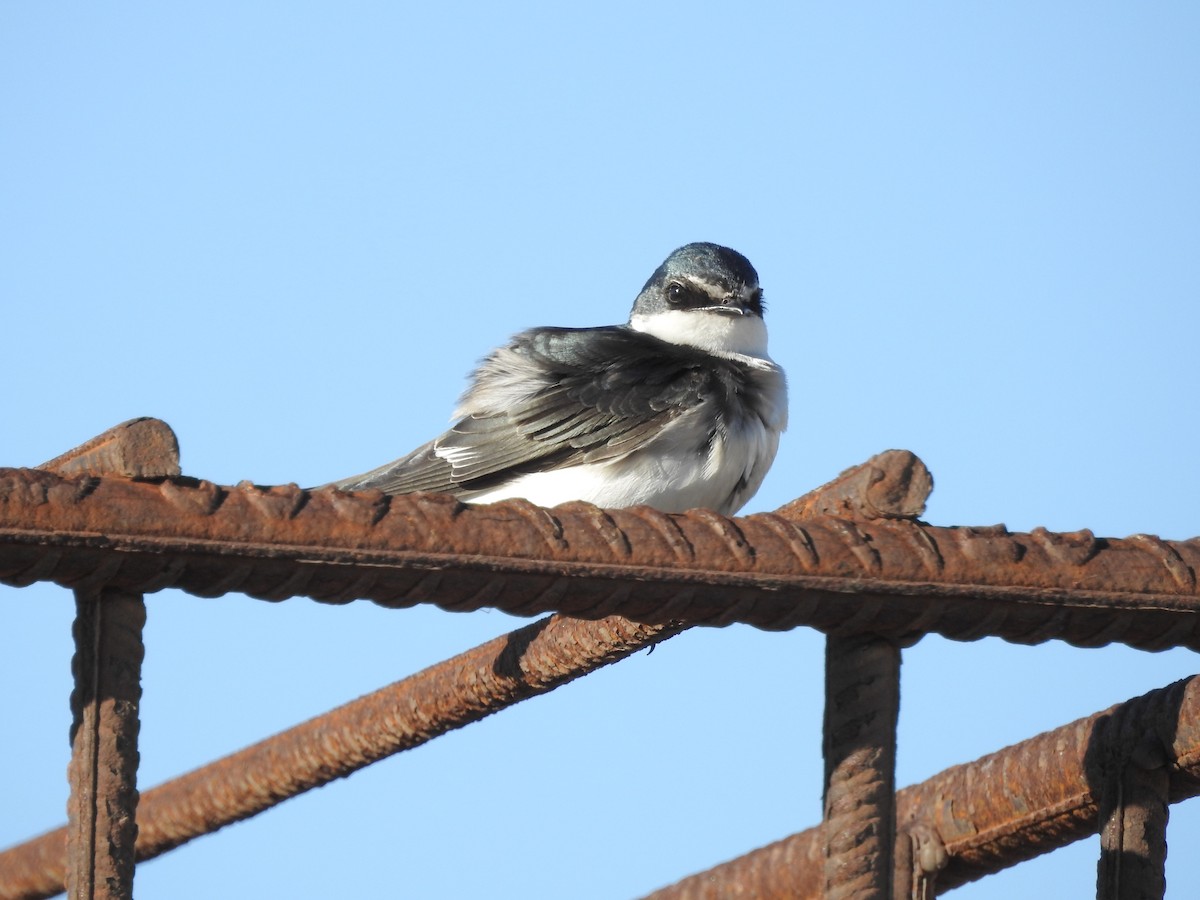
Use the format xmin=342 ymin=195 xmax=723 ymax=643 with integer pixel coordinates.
xmin=775 ymin=449 xmax=932 ymax=522
xmin=64 ymin=589 xmax=145 ymax=900
xmin=0 ymin=613 xmax=683 ymax=899
xmin=2 ymin=468 xmax=1200 ymax=652
xmin=642 ymin=675 xmax=1200 ymax=899
xmin=1096 ymin=695 xmax=1173 ymax=900
xmin=41 ymin=420 xmax=179 ymax=900
xmin=40 ymin=419 xmax=181 ymax=482
xmin=822 ymin=635 xmax=901 ymax=900
xmin=0 ymin=451 xmax=916 ymax=900
xmin=778 ymin=451 xmax=925 ymax=900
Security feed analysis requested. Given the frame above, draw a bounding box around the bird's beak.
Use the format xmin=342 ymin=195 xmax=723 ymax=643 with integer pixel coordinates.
xmin=703 ymin=296 xmax=749 ymax=316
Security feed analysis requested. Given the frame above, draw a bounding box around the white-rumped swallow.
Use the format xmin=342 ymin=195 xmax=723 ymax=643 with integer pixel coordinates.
xmin=331 ymin=242 xmax=787 ymax=515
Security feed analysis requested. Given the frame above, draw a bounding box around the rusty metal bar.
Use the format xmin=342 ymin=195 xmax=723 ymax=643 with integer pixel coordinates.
xmin=64 ymin=589 xmax=145 ymax=900
xmin=821 ymin=634 xmax=900 ymax=899
xmin=0 ymin=451 xmax=915 ymax=900
xmin=777 ymin=452 xmax=927 ymax=900
xmin=40 ymin=419 xmax=180 ymax=481
xmin=1 ymin=442 xmax=1194 ymax=895
xmin=775 ymin=449 xmax=932 ymax=522
xmin=0 ymin=613 xmax=682 ymax=899
xmin=2 ymin=467 xmax=1200 ymax=652
xmin=1096 ymin=699 xmax=1173 ymax=900
xmin=40 ymin=420 xmax=179 ymax=900
xmin=642 ymin=675 xmax=1200 ymax=900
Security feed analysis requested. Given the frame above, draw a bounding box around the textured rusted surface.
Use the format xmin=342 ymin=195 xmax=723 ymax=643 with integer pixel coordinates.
xmin=2 ymin=468 xmax=1200 ymax=651
xmin=40 ymin=419 xmax=181 ymax=480
xmin=643 ymin=676 xmax=1200 ymax=899
xmin=1097 ymin=765 xmax=1169 ymax=900
xmin=776 ymin=451 xmax=924 ymax=900
xmin=822 ymin=635 xmax=900 ymax=900
xmin=40 ymin=421 xmax=178 ymax=900
xmin=0 ymin=453 xmax=903 ymax=900
xmin=0 ymin=442 xmax=1194 ymax=896
xmin=776 ymin=449 xmax=932 ymax=521
xmin=1097 ymin=697 xmax=1172 ymax=899
xmin=0 ymin=613 xmax=681 ymax=900
xmin=913 ymin=674 xmax=1196 ymax=892
xmin=65 ymin=589 xmax=145 ymax=900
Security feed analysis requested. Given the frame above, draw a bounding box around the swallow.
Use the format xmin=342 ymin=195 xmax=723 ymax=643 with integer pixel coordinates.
xmin=331 ymin=242 xmax=787 ymax=515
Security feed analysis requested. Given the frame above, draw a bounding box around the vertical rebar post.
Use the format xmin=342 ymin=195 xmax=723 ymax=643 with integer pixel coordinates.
xmin=778 ymin=450 xmax=931 ymax=900
xmin=65 ymin=589 xmax=147 ymax=899
xmin=822 ymin=634 xmax=901 ymax=899
xmin=1097 ymin=720 xmax=1171 ymax=900
xmin=41 ymin=419 xmax=180 ymax=900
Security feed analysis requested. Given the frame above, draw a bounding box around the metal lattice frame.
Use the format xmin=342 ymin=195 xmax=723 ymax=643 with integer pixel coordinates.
xmin=0 ymin=419 xmax=1194 ymax=900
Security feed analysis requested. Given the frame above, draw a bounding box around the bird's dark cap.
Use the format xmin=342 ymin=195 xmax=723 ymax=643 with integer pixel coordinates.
xmin=641 ymin=242 xmax=759 ymax=294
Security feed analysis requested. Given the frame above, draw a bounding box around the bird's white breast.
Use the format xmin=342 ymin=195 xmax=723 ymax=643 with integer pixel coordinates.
xmin=466 ymin=361 xmax=787 ymax=515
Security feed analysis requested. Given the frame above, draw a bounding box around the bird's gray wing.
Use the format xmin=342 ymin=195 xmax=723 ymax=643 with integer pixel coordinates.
xmin=327 ymin=438 xmax=457 ymax=494
xmin=330 ymin=326 xmax=738 ymax=497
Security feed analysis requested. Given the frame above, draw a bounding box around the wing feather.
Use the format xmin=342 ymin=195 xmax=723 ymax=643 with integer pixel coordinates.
xmin=330 ymin=325 xmax=746 ymax=497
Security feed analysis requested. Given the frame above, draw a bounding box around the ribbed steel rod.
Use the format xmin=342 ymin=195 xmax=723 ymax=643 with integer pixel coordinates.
xmin=0 ymin=614 xmax=682 ymax=900
xmin=63 ymin=588 xmax=146 ymax=900
xmin=2 ymin=467 xmax=1199 ymax=651
xmin=1096 ymin=692 xmax=1172 ymax=900
xmin=774 ymin=452 xmax=926 ymax=900
xmin=821 ymin=635 xmax=900 ymax=900
xmin=44 ymin=419 xmax=180 ymax=900
xmin=643 ymin=675 xmax=1200 ymax=899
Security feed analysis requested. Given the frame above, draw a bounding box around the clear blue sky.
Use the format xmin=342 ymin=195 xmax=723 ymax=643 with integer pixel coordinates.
xmin=3 ymin=4 xmax=1200 ymax=897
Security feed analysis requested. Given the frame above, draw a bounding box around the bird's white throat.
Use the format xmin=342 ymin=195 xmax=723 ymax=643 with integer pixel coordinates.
xmin=629 ymin=309 xmax=772 ymax=360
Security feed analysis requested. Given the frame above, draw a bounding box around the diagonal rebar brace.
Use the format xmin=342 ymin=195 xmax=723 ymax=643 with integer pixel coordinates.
xmin=42 ymin=420 xmax=180 ymax=900
xmin=0 ymin=450 xmax=921 ymax=900
xmin=642 ymin=674 xmax=1200 ymax=900
xmin=0 ymin=613 xmax=681 ymax=900
xmin=1 ymin=465 xmax=1199 ymax=652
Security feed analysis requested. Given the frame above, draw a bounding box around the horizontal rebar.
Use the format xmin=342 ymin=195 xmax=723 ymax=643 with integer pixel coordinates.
xmin=643 ymin=675 xmax=1200 ymax=899
xmin=2 ymin=467 xmax=1199 ymax=651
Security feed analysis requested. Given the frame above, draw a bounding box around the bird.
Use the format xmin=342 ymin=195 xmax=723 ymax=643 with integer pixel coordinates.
xmin=329 ymin=242 xmax=787 ymax=516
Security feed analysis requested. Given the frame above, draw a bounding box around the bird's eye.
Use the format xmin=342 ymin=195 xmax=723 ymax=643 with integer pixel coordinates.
xmin=666 ymin=283 xmax=686 ymax=305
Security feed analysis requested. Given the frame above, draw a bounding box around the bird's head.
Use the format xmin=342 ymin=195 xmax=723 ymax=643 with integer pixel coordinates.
xmin=628 ymin=243 xmax=770 ymax=359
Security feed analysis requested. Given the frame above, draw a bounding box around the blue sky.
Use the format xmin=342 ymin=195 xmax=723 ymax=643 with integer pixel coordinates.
xmin=3 ymin=4 xmax=1199 ymax=897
